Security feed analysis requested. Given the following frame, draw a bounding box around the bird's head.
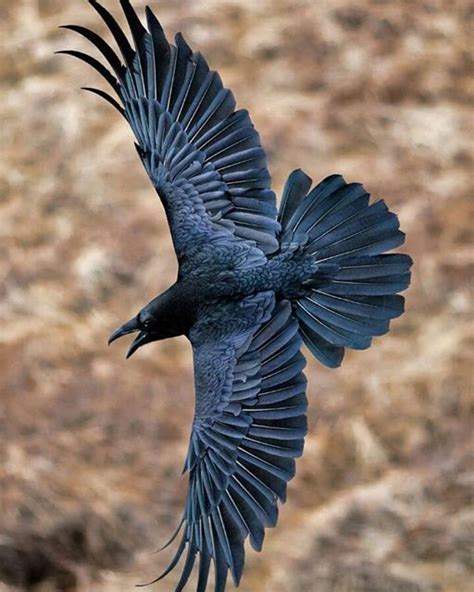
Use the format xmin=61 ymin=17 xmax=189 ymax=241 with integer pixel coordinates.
xmin=108 ymin=303 xmax=161 ymax=359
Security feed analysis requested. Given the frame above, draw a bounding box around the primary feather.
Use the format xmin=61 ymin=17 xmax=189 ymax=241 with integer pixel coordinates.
xmin=60 ymin=2 xmax=412 ymax=590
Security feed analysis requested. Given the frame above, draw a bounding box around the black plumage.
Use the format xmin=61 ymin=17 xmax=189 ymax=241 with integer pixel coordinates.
xmin=59 ymin=2 xmax=412 ymax=590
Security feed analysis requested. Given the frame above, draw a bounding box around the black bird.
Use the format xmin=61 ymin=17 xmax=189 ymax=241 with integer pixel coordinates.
xmin=59 ymin=2 xmax=412 ymax=590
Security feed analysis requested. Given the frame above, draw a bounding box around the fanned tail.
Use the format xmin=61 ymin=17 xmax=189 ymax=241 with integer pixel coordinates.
xmin=278 ymin=169 xmax=412 ymax=368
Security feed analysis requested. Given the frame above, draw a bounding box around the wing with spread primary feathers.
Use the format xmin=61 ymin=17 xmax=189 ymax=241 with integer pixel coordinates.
xmin=145 ymin=294 xmax=307 ymax=591
xmin=58 ymin=0 xmax=280 ymax=264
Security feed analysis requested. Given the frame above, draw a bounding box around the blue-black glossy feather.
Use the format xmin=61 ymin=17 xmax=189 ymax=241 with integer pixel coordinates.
xmin=61 ymin=1 xmax=279 ymax=257
xmin=280 ymin=172 xmax=411 ymax=367
xmin=156 ymin=297 xmax=307 ymax=590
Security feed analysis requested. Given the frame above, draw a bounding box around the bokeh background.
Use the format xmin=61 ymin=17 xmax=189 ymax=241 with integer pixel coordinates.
xmin=1 ymin=1 xmax=473 ymax=591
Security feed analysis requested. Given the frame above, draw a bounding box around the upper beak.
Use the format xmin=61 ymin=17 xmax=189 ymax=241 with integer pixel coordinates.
xmin=108 ymin=318 xmax=141 ymax=345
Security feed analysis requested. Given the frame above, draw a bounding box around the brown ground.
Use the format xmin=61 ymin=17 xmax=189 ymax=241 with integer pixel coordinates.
xmin=0 ymin=1 xmax=473 ymax=591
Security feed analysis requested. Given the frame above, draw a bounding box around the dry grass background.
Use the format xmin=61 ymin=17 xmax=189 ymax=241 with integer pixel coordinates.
xmin=0 ymin=0 xmax=473 ymax=591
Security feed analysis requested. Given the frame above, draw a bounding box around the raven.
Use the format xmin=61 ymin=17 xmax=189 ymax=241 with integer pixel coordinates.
xmin=59 ymin=2 xmax=412 ymax=590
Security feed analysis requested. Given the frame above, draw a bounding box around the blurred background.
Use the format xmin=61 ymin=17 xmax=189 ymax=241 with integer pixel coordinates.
xmin=0 ymin=1 xmax=472 ymax=591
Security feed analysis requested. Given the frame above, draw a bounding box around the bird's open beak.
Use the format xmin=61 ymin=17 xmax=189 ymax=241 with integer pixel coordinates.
xmin=108 ymin=318 xmax=154 ymax=358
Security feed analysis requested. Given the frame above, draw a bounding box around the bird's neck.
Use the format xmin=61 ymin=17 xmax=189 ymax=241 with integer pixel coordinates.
xmin=148 ymin=283 xmax=197 ymax=338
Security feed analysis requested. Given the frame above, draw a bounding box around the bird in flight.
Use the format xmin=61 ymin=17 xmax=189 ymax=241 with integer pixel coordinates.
xmin=59 ymin=1 xmax=412 ymax=590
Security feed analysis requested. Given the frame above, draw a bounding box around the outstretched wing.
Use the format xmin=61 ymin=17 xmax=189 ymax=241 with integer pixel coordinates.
xmin=58 ymin=0 xmax=280 ymax=264
xmin=148 ymin=295 xmax=307 ymax=591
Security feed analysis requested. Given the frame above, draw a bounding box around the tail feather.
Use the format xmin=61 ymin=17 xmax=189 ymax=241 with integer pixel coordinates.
xmin=311 ymin=292 xmax=405 ymax=320
xmin=299 ymin=324 xmax=345 ymax=369
xmin=296 ymin=301 xmax=372 ymax=350
xmin=282 ymin=179 xmax=365 ymax=243
xmin=336 ymin=254 xmax=412 ymax=279
xmin=298 ymin=297 xmax=390 ymax=336
xmin=278 ymin=169 xmax=312 ymax=228
xmin=279 ymin=170 xmax=412 ymax=368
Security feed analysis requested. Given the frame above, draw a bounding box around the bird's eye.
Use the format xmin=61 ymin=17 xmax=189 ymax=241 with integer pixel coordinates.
xmin=138 ymin=314 xmax=150 ymax=328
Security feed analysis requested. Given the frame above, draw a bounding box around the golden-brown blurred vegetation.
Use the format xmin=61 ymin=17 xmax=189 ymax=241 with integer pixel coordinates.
xmin=1 ymin=1 xmax=473 ymax=591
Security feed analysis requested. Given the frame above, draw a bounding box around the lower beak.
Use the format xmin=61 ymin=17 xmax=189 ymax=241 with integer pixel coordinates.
xmin=126 ymin=331 xmax=152 ymax=359
xmin=108 ymin=318 xmax=141 ymax=345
